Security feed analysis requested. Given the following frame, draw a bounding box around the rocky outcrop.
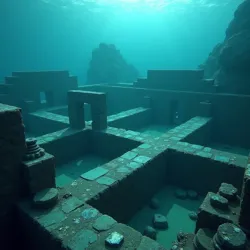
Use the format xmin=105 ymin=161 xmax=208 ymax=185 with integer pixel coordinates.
xmin=86 ymin=43 xmax=138 ymax=84
xmin=201 ymin=0 xmax=250 ymax=93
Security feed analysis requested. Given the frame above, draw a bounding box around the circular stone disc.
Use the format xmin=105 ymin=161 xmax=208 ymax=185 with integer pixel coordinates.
xmin=216 ymin=223 xmax=247 ymax=249
xmin=33 ymin=188 xmax=59 ymax=209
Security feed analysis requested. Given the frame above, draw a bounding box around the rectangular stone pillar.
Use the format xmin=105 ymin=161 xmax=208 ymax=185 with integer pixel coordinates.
xmin=68 ymin=91 xmax=85 ymax=129
xmin=0 ymin=103 xmax=26 ymax=248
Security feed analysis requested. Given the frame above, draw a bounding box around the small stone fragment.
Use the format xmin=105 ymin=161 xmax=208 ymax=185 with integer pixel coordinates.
xmin=149 ymin=198 xmax=160 ymax=209
xmin=175 ymin=188 xmax=187 ymax=200
xmin=33 ymin=188 xmax=58 ymax=209
xmin=153 ymin=214 xmax=168 ymax=230
xmin=105 ymin=232 xmax=124 ymax=248
xmin=188 ymin=211 xmax=198 ymax=221
xmin=143 ymin=226 xmax=157 ymax=240
xmin=218 ymin=183 xmax=238 ymax=201
xmin=210 ymin=194 xmax=229 ymax=210
xmin=187 ymin=190 xmax=198 ymax=200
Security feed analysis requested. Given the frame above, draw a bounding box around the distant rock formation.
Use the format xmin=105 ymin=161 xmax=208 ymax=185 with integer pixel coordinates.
xmin=86 ymin=43 xmax=138 ymax=84
xmin=200 ymin=0 xmax=250 ymax=92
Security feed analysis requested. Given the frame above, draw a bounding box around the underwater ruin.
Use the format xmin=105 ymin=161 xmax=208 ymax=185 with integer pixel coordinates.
xmin=1 ymin=0 xmax=250 ymax=249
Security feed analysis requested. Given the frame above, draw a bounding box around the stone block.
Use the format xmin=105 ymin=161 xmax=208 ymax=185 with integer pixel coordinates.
xmin=91 ymin=114 xmax=107 ymax=130
xmin=195 ymin=192 xmax=239 ymax=233
xmin=22 ymin=152 xmax=56 ymax=195
xmin=68 ymin=94 xmax=86 ymax=129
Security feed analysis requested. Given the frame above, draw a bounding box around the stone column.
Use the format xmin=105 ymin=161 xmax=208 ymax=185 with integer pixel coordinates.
xmin=0 ymin=103 xmax=26 ymax=248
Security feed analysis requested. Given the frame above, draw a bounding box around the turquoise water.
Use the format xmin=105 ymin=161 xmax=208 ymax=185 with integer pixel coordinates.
xmin=1 ymin=0 xmax=242 ymax=82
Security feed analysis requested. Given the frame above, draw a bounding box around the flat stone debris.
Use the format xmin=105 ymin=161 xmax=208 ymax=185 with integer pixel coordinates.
xmin=61 ymin=196 xmax=84 ymax=214
xmin=96 ymin=176 xmax=116 ymax=186
xmin=81 ymin=166 xmax=109 ymax=181
xmin=93 ymin=215 xmax=117 ymax=232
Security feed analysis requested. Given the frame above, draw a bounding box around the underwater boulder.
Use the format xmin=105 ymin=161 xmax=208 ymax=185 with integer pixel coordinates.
xmin=86 ymin=43 xmax=138 ymax=84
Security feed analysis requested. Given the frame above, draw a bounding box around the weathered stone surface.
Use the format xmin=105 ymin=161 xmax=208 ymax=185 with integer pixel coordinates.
xmin=81 ymin=166 xmax=109 ymax=181
xmin=213 ymin=223 xmax=247 ymax=250
xmin=153 ymin=214 xmax=168 ymax=230
xmin=38 ymin=208 xmax=66 ymax=228
xmin=33 ymin=188 xmax=58 ymax=209
xmin=143 ymin=226 xmax=157 ymax=240
xmin=67 ymin=229 xmax=97 ymax=250
xmin=210 ymin=193 xmax=229 ymax=210
xmin=93 ymin=215 xmax=117 ymax=231
xmin=218 ymin=183 xmax=238 ymax=201
xmin=61 ymin=196 xmax=84 ymax=214
xmin=105 ymin=231 xmax=124 ymax=248
xmin=175 ymin=188 xmax=187 ymax=200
